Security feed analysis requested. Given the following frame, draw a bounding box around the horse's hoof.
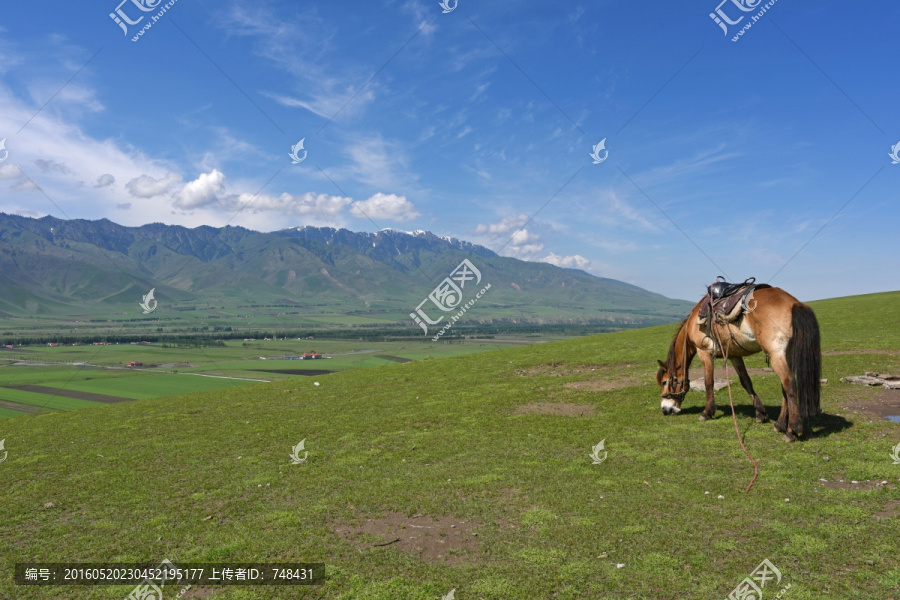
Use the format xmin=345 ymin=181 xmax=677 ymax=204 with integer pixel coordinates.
xmin=781 ymin=433 xmax=796 ymax=442
xmin=773 ymin=421 xmax=787 ymax=433
xmin=699 ymin=413 xmax=710 ymax=421
xmin=756 ymin=416 xmax=770 ymax=423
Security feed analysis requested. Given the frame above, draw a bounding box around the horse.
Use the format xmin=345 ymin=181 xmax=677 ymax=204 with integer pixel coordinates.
xmin=655 ymin=284 xmax=821 ymax=441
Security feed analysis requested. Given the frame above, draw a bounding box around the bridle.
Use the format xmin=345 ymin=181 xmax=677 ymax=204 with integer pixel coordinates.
xmin=662 ymin=322 xmax=691 ymax=401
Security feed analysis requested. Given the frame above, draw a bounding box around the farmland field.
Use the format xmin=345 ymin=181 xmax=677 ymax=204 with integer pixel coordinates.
xmin=0 ymin=291 xmax=898 ymax=599
xmin=0 ymin=338 xmax=537 ymax=418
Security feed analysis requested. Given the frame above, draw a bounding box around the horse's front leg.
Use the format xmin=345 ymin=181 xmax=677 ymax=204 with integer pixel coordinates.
xmin=730 ymin=356 xmax=768 ymax=423
xmin=698 ymin=350 xmax=716 ymax=421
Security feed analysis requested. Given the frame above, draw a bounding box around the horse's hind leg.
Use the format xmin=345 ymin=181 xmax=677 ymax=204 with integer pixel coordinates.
xmin=771 ymin=352 xmax=801 ymax=441
xmin=773 ymin=387 xmax=789 ymax=435
xmin=730 ymin=356 xmax=768 ymax=423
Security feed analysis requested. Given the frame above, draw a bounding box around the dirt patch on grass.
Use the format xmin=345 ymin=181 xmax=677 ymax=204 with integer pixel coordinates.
xmin=250 ymin=369 xmax=335 ymax=376
xmin=513 ymin=402 xmax=597 ymax=416
xmin=875 ymin=500 xmax=900 ymax=520
xmin=839 ymin=389 xmax=900 ymax=422
xmin=819 ymin=479 xmax=886 ymax=491
xmin=0 ymin=399 xmax=45 ymax=413
xmin=515 ymin=362 xmax=636 ymax=377
xmin=499 ymin=488 xmax=520 ymax=499
xmin=175 ymin=587 xmax=214 ymax=599
xmin=332 ymin=512 xmax=478 ymax=565
xmin=376 ymin=355 xmax=412 ymax=363
xmin=4 ymin=384 xmax=133 ymax=404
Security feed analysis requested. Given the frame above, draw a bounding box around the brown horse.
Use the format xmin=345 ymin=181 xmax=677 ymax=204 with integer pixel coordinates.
xmin=656 ymin=285 xmax=821 ymax=441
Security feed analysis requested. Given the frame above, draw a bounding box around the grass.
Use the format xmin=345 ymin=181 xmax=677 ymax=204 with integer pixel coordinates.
xmin=0 ymin=292 xmax=898 ymax=599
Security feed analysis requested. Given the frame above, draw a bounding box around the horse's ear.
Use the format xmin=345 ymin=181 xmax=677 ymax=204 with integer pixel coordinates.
xmin=657 ymin=359 xmax=666 ymax=369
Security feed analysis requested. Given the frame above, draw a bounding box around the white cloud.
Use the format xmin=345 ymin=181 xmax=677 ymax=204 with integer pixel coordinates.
xmin=474 ymin=216 xmax=593 ymax=271
xmin=542 ymin=253 xmax=591 ymax=270
xmin=11 ymin=178 xmax=38 ymax=191
xmin=475 ymin=214 xmax=529 ymax=235
xmin=0 ymin=164 xmax=21 ymax=180
xmin=95 ymin=174 xmax=115 ymax=187
xmin=175 ymin=170 xmax=226 ymax=209
xmin=511 ymin=243 xmax=545 ymax=255
xmin=1 ymin=70 xmax=188 ymax=225
xmin=126 ymin=172 xmax=183 ymax=199
xmin=166 ymin=170 xmax=353 ymax=224
xmin=220 ymin=191 xmax=351 ymax=217
xmin=350 ymin=192 xmax=420 ymax=222
xmin=34 ymin=159 xmax=72 ymax=175
xmin=476 ymin=218 xmax=547 ymax=259
xmin=510 ymin=228 xmax=540 ymax=246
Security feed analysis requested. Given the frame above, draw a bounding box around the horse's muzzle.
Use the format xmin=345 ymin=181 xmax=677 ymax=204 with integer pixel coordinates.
xmin=661 ymin=398 xmax=682 ymax=415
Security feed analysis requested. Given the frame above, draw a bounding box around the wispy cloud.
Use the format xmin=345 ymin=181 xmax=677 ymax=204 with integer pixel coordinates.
xmin=264 ymin=89 xmax=375 ymax=121
xmin=401 ymin=0 xmax=437 ymax=37
xmin=630 ymin=143 xmax=740 ymax=189
xmin=222 ymin=4 xmax=378 ymax=122
xmin=341 ymin=135 xmax=420 ymax=192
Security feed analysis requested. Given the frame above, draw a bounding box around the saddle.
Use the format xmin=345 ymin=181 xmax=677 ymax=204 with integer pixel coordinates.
xmin=697 ymin=277 xmax=769 ymax=326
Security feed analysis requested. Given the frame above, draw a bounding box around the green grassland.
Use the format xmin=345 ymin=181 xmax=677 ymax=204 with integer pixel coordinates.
xmin=1 ymin=292 xmax=899 ymax=599
xmin=0 ymin=338 xmax=533 ymax=417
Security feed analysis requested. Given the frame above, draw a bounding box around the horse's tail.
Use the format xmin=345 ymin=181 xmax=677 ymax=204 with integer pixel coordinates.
xmin=791 ymin=303 xmax=821 ymax=419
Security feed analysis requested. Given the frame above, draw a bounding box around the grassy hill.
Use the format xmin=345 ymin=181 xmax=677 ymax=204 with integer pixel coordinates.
xmin=0 ymin=213 xmax=693 ymax=336
xmin=1 ymin=291 xmax=899 ymax=599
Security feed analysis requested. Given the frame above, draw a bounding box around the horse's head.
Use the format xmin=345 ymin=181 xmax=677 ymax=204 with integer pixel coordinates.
xmin=656 ymin=359 xmax=689 ymax=415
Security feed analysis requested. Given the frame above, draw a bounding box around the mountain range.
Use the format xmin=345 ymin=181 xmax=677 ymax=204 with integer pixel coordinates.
xmin=0 ymin=213 xmax=693 ymax=328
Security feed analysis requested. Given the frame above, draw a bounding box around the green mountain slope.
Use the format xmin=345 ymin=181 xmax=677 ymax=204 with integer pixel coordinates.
xmin=0 ymin=213 xmax=692 ymax=327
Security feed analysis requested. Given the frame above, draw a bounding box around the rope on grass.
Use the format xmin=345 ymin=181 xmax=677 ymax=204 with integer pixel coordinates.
xmin=709 ymin=291 xmax=759 ymax=493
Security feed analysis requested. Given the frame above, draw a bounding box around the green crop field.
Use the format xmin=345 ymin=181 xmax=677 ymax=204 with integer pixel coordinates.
xmin=1 ymin=291 xmax=898 ymax=599
xmin=0 ymin=387 xmax=97 ymax=411
xmin=0 ymin=339 xmax=531 ymax=419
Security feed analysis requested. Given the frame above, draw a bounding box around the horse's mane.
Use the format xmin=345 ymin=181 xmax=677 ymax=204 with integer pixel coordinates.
xmin=664 ymin=317 xmax=689 ymax=372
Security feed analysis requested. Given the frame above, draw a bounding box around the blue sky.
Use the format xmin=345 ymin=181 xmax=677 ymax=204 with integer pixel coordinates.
xmin=0 ymin=0 xmax=897 ymax=301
